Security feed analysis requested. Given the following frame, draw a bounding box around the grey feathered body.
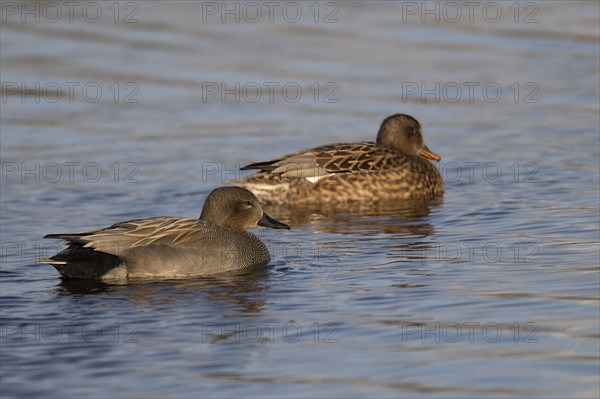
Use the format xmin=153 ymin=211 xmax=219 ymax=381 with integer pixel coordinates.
xmin=45 ymin=217 xmax=270 ymax=281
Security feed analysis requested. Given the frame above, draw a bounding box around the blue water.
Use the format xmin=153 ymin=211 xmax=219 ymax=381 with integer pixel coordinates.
xmin=1 ymin=2 xmax=599 ymax=398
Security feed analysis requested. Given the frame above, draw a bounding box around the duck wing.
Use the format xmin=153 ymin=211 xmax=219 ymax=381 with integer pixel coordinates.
xmin=44 ymin=217 xmax=211 ymax=257
xmin=242 ymin=142 xmax=400 ymax=180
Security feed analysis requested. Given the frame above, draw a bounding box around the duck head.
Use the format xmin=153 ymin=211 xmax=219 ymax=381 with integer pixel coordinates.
xmin=376 ymin=114 xmax=441 ymax=161
xmin=200 ymin=187 xmax=290 ymax=232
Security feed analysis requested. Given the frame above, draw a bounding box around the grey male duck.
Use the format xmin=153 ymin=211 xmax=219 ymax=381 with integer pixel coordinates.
xmin=237 ymin=114 xmax=444 ymax=204
xmin=40 ymin=187 xmax=289 ymax=281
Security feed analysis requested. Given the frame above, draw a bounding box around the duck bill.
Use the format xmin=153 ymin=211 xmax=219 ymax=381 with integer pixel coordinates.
xmin=258 ymin=213 xmax=290 ymax=230
xmin=419 ymin=145 xmax=441 ymax=161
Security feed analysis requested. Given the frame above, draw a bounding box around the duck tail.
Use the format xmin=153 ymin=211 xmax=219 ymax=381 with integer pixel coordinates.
xmin=240 ymin=160 xmax=278 ymax=172
xmin=37 ymin=258 xmax=66 ymax=265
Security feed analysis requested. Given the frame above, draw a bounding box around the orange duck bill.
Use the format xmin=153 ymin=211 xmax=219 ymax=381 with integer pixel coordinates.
xmin=418 ymin=145 xmax=441 ymax=161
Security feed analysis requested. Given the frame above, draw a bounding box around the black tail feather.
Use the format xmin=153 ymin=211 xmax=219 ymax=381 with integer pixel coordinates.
xmin=240 ymin=160 xmax=279 ymax=171
xmin=43 ymin=243 xmax=121 ymax=279
xmin=44 ymin=233 xmax=88 ymax=240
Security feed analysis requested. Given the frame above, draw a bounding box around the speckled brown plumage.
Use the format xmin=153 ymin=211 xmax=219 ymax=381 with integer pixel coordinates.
xmin=237 ymin=114 xmax=444 ymax=204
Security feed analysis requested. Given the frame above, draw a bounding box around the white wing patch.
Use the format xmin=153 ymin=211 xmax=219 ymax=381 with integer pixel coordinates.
xmin=305 ymin=174 xmax=333 ymax=183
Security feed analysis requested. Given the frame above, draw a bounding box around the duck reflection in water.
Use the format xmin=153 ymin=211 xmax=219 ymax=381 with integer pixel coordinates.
xmin=55 ymin=268 xmax=270 ymax=315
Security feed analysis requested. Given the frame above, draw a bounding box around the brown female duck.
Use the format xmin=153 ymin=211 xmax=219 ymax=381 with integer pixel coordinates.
xmin=237 ymin=114 xmax=444 ymax=204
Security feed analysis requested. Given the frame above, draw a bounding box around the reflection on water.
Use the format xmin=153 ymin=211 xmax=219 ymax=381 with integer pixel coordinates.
xmin=56 ymin=269 xmax=270 ymax=313
xmin=54 ymin=279 xmax=115 ymax=296
xmin=265 ymin=197 xmax=441 ymax=233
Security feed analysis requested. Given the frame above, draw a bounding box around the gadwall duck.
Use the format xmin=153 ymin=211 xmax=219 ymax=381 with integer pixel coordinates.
xmin=237 ymin=114 xmax=444 ymax=204
xmin=40 ymin=187 xmax=290 ymax=280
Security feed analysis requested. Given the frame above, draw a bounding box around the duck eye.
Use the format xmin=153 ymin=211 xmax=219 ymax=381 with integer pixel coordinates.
xmin=244 ymin=200 xmax=254 ymax=207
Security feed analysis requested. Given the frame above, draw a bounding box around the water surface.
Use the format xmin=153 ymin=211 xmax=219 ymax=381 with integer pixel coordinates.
xmin=1 ymin=2 xmax=599 ymax=398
